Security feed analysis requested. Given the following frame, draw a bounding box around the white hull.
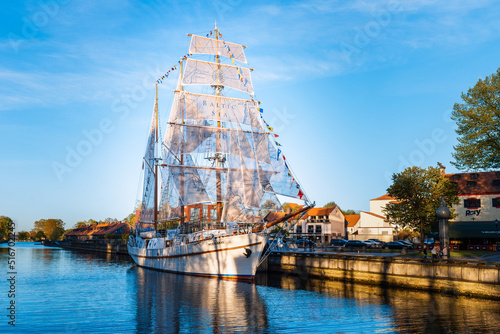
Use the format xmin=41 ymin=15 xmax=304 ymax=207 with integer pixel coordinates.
xmin=128 ymin=233 xmax=268 ymax=281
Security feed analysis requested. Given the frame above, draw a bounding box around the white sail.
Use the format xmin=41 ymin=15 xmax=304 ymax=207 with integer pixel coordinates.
xmin=140 ymin=103 xmax=157 ymax=223
xmin=181 ymin=92 xmax=262 ymax=130
xmin=189 ymin=34 xmax=247 ymax=64
xmin=182 ymin=59 xmax=254 ymax=95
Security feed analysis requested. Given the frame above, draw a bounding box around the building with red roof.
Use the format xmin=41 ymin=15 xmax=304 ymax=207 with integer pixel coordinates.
xmin=293 ymin=206 xmax=346 ymax=244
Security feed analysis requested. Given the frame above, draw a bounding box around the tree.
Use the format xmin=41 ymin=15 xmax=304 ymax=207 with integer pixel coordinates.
xmin=32 ymin=219 xmax=65 ymax=241
xmin=17 ymin=231 xmax=30 ymax=241
xmin=383 ymin=166 xmax=459 ymax=251
xmin=324 ymin=201 xmax=337 ymax=208
xmin=451 ymin=68 xmax=500 ymax=170
xmin=341 ymin=209 xmax=360 ymax=215
xmin=74 ymin=221 xmax=87 ymax=228
xmin=123 ymin=212 xmax=136 ymax=226
xmin=34 ymin=230 xmax=46 ymax=241
xmin=0 ymin=216 xmax=14 ymax=240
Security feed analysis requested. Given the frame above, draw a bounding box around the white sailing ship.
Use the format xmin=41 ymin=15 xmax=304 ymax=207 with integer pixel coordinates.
xmin=128 ymin=24 xmax=313 ymax=281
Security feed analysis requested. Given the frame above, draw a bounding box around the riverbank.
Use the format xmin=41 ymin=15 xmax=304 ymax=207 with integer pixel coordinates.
xmin=259 ymin=250 xmax=500 ymax=300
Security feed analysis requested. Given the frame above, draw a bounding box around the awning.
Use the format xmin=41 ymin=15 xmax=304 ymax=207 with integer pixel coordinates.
xmin=449 ymin=221 xmax=500 ymax=238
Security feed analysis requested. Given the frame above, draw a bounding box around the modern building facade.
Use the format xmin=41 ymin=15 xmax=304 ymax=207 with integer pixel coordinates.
xmin=446 ymin=170 xmax=500 ymax=250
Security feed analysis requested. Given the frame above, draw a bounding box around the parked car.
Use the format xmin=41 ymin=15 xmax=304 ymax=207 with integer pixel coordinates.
xmin=367 ymin=238 xmax=384 ymax=244
xmin=384 ymin=241 xmax=407 ymax=249
xmin=344 ymin=240 xmax=370 ymax=249
xmin=399 ymin=240 xmax=413 ymax=249
xmin=330 ymin=239 xmax=347 ymax=247
xmin=364 ymin=240 xmax=383 ymax=248
xmin=295 ymin=239 xmax=316 ymax=247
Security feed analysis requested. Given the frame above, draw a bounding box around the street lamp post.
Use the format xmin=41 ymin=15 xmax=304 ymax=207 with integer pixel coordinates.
xmin=436 ymin=197 xmax=451 ymax=259
xmin=495 ymin=219 xmax=499 ymax=252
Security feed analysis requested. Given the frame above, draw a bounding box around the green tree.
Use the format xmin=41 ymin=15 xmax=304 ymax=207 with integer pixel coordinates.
xmin=123 ymin=212 xmax=136 ymax=226
xmin=383 ymin=166 xmax=459 ymax=251
xmin=34 ymin=230 xmax=46 ymax=241
xmin=32 ymin=219 xmax=65 ymax=241
xmin=324 ymin=201 xmax=337 ymax=208
xmin=0 ymin=216 xmax=14 ymax=240
xmin=17 ymin=231 xmax=30 ymax=241
xmin=74 ymin=221 xmax=87 ymax=228
xmin=451 ymin=68 xmax=500 ymax=170
xmin=341 ymin=209 xmax=360 ymax=215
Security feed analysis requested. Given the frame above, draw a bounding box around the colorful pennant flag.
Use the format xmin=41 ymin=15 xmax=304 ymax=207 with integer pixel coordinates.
xmin=298 ymin=189 xmax=304 ymax=199
xmin=266 ymin=125 xmax=274 ymax=132
xmin=275 ymin=141 xmax=281 ymax=146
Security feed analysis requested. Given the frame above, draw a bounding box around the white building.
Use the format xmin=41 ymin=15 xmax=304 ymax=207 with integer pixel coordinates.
xmin=293 ymin=206 xmax=346 ymax=244
xmin=346 ymin=194 xmax=397 ymax=242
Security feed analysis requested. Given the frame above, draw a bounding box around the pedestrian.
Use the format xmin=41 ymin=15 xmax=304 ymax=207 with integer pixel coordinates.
xmin=431 ymin=246 xmax=437 ymax=259
xmin=442 ymin=246 xmax=448 ymax=259
xmin=436 ymin=245 xmax=441 ymax=259
xmin=423 ymin=245 xmax=428 ymax=259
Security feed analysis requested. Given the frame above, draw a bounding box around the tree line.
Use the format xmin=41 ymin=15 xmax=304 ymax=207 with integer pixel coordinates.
xmin=0 ymin=212 xmax=137 ymax=242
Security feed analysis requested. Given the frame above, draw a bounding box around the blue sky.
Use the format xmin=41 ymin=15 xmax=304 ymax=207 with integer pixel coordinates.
xmin=2 ymin=0 xmax=500 ymax=232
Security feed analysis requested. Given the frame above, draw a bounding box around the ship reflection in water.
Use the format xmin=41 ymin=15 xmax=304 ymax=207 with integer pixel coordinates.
xmin=133 ymin=267 xmax=268 ymax=333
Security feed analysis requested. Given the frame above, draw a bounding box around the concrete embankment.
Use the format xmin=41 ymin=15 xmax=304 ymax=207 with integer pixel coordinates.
xmin=259 ymin=251 xmax=500 ymax=300
xmin=45 ymin=241 xmax=130 ymax=256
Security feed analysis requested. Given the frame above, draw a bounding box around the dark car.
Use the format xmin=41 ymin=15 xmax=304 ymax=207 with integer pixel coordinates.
xmin=295 ymin=239 xmax=316 ymax=247
xmin=344 ymin=240 xmax=370 ymax=249
xmin=399 ymin=240 xmax=413 ymax=249
xmin=384 ymin=241 xmax=407 ymax=249
xmin=330 ymin=238 xmax=347 ymax=247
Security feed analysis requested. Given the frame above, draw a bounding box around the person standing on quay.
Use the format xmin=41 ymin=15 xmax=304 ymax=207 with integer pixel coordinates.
xmin=431 ymin=246 xmax=437 ymax=259
xmin=442 ymin=246 xmax=448 ymax=259
xmin=423 ymin=245 xmax=428 ymax=259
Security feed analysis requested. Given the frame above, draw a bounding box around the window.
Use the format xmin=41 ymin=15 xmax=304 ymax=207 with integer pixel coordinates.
xmin=315 ymin=225 xmax=322 ymax=234
xmin=469 ymin=173 xmax=479 ymax=180
xmin=296 ymin=225 xmax=302 ymax=233
xmin=203 ymin=206 xmax=207 ymax=217
xmin=307 ymin=225 xmax=314 ymax=234
xmin=467 ymin=181 xmax=477 ymax=187
xmin=493 ymin=197 xmax=500 ymax=208
xmin=493 ymin=180 xmax=500 ymax=187
xmin=464 ymin=198 xmax=481 ymax=209
xmin=211 ymin=209 xmax=217 ymax=220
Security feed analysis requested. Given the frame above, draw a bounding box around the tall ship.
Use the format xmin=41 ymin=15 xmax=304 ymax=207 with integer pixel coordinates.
xmin=128 ymin=24 xmax=313 ymax=281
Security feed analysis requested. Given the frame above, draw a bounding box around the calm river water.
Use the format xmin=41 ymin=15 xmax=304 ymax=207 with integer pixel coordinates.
xmin=1 ymin=243 xmax=500 ymax=333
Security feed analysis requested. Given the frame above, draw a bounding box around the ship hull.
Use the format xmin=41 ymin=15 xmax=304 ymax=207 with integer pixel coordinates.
xmin=127 ymin=233 xmax=268 ymax=281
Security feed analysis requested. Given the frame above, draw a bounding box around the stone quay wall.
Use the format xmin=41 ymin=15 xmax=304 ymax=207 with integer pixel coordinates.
xmin=45 ymin=241 xmax=130 ymax=256
xmin=262 ymin=251 xmax=500 ymax=300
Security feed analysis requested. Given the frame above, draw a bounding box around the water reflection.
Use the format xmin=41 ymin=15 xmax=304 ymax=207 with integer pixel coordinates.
xmin=134 ymin=267 xmax=269 ymax=333
xmin=256 ymin=272 xmax=500 ymax=333
xmin=2 ymin=244 xmax=499 ymax=334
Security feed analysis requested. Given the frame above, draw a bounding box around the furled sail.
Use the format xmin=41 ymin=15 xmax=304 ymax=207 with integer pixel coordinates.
xmin=189 ymin=34 xmax=247 ymax=64
xmin=182 ymin=59 xmax=254 ymax=95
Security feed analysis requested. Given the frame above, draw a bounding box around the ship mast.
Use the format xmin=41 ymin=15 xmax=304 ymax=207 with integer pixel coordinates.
xmin=180 ymin=60 xmax=185 ymax=226
xmin=215 ymin=22 xmax=223 ymax=223
xmin=154 ymin=83 xmax=159 ymax=230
